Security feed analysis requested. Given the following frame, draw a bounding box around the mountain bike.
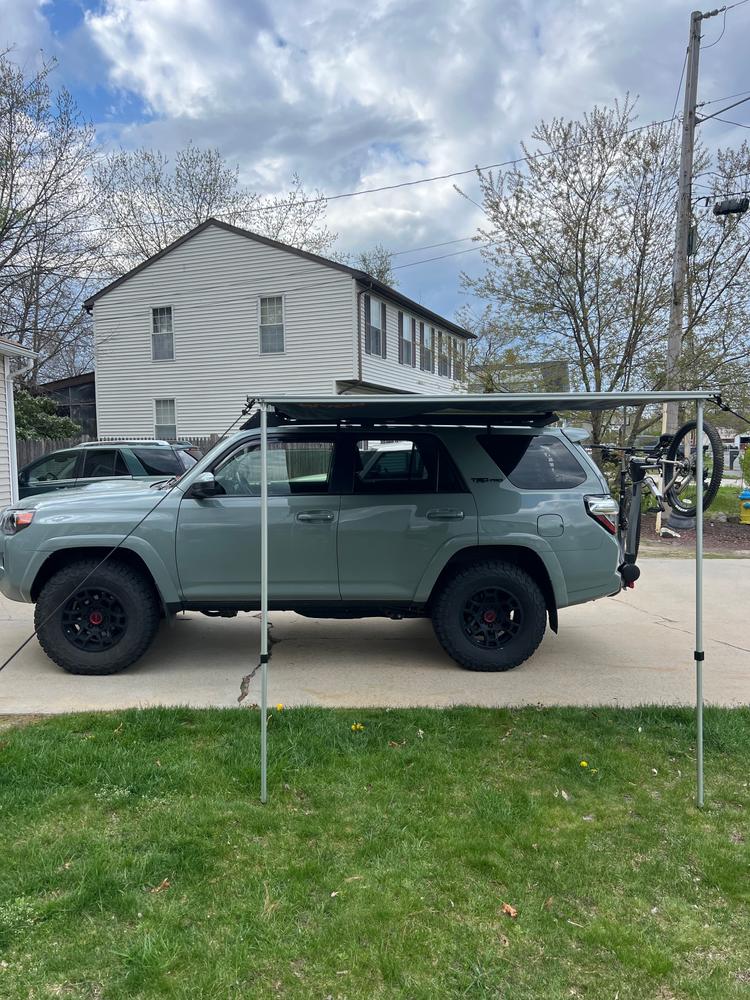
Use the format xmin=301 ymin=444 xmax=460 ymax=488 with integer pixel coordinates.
xmin=598 ymin=419 xmax=724 ymax=575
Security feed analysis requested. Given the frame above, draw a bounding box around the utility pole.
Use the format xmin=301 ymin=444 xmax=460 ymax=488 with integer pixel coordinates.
xmin=663 ymin=9 xmax=703 ymax=437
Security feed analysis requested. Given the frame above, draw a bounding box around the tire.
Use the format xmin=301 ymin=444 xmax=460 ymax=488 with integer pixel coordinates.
xmin=621 ymin=487 xmax=642 ymax=562
xmin=664 ymin=420 xmax=724 ymax=516
xmin=431 ymin=560 xmax=547 ymax=672
xmin=34 ymin=559 xmax=160 ymax=675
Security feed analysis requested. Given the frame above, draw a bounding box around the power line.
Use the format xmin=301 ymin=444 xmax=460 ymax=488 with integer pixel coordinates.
xmin=699 ymin=87 xmax=750 ymax=106
xmin=711 ymin=116 xmax=750 ymax=128
xmin=389 ymin=236 xmax=475 ymax=257
xmin=393 ymin=243 xmax=494 ymax=270
xmin=64 ymin=112 xmax=681 ymax=239
xmin=672 ymin=48 xmax=689 ymax=118
xmin=701 ymin=8 xmax=728 ymax=48
xmin=697 ymin=93 xmax=750 ymax=123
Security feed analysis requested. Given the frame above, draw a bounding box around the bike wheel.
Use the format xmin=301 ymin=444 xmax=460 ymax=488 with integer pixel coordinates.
xmin=663 ymin=420 xmax=724 ymax=516
xmin=620 ymin=486 xmax=642 ymax=561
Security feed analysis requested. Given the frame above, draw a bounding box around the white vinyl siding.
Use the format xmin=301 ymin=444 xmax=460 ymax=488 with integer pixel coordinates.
xmin=360 ymin=292 xmax=468 ymax=393
xmin=154 ymin=398 xmax=177 ymax=439
xmin=91 ymin=223 xmax=468 ymax=438
xmin=93 ymin=225 xmax=357 ymax=437
xmin=151 ymin=306 xmax=174 ymax=361
xmin=259 ymin=295 xmax=284 ymax=353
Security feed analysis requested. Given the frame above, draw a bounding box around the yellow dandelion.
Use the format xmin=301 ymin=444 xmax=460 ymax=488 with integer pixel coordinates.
xmin=276 ymin=703 xmax=284 ymax=711
xmin=580 ymin=760 xmax=588 ymax=768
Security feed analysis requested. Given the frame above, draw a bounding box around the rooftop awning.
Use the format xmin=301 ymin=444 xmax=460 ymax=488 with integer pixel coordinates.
xmin=251 ymin=390 xmax=716 ymax=426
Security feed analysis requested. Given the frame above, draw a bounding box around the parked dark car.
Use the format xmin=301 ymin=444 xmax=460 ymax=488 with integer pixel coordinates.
xmin=17 ymin=441 xmax=201 ymax=499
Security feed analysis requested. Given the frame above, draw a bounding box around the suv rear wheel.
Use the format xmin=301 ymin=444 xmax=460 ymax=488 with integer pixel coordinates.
xmin=35 ymin=559 xmax=160 ymax=675
xmin=432 ymin=560 xmax=547 ymax=671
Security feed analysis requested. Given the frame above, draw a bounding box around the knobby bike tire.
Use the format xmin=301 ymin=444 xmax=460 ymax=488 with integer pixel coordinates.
xmin=664 ymin=420 xmax=724 ymax=516
xmin=621 ymin=487 xmax=642 ymax=562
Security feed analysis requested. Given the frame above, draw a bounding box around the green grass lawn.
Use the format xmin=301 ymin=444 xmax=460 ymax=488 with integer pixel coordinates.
xmin=706 ymin=484 xmax=745 ymax=517
xmin=1 ymin=706 xmax=749 ymax=999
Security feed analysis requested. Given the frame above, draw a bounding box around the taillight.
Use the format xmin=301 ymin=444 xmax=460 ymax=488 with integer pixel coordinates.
xmin=584 ymin=495 xmax=618 ymax=535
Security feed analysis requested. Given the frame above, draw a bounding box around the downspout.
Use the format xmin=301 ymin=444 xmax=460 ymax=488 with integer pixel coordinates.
xmin=5 ymin=354 xmax=34 ymax=505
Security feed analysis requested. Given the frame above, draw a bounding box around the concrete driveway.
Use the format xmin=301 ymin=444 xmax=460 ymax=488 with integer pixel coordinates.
xmin=0 ymin=558 xmax=747 ymax=713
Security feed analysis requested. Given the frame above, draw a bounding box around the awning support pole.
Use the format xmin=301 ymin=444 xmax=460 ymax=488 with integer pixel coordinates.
xmin=695 ymin=399 xmax=704 ymax=808
xmin=260 ymin=401 xmax=269 ymax=804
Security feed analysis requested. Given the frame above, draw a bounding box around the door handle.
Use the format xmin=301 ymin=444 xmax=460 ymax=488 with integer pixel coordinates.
xmin=296 ymin=510 xmax=335 ymax=523
xmin=426 ymin=508 xmax=464 ymax=520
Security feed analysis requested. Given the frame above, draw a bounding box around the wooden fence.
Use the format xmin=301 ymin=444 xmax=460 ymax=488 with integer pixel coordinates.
xmin=16 ymin=436 xmax=223 ymax=468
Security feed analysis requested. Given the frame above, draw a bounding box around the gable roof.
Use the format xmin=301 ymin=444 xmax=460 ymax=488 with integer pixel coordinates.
xmin=83 ymin=218 xmax=474 ymax=338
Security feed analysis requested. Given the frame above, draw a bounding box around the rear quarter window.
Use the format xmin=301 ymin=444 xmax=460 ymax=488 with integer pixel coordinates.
xmin=478 ymin=434 xmax=587 ymax=490
xmin=131 ymin=447 xmax=183 ymax=476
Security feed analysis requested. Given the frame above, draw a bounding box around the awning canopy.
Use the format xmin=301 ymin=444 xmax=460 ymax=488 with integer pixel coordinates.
xmin=251 ymin=388 xmax=712 ymax=809
xmin=249 ymin=391 xmax=716 ymax=427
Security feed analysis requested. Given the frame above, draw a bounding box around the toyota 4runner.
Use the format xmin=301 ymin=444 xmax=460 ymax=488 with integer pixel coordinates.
xmin=0 ymin=425 xmax=623 ymax=675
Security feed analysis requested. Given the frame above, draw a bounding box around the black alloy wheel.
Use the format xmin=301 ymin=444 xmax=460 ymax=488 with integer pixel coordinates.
xmin=61 ymin=587 xmax=128 ymax=652
xmin=462 ymin=586 xmax=523 ymax=649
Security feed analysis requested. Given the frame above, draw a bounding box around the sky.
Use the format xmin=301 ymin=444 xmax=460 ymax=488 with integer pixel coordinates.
xmin=2 ymin=0 xmax=748 ymax=321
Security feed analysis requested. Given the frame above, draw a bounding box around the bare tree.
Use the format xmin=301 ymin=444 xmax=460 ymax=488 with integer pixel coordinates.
xmin=0 ymin=52 xmax=100 ymax=384
xmin=93 ymin=145 xmax=337 ymax=275
xmin=462 ymin=100 xmax=750 ymax=445
xmin=349 ymin=243 xmax=398 ymax=285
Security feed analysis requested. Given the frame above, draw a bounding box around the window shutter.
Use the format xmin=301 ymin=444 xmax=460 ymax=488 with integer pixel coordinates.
xmin=430 ymin=328 xmax=435 ymax=373
xmin=364 ymin=295 xmax=371 ymax=354
xmin=419 ymin=322 xmax=425 ymax=371
xmin=411 ymin=317 xmax=417 ymax=367
xmin=460 ymin=340 xmax=466 ymax=379
xmin=381 ymin=302 xmax=387 ymax=358
xmin=398 ymin=311 xmax=404 ymax=364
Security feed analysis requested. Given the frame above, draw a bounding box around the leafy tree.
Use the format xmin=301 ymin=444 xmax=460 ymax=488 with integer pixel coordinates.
xmin=93 ymin=145 xmax=337 ymax=275
xmin=14 ymin=387 xmax=81 ymax=440
xmin=462 ymin=99 xmax=750 ymax=446
xmin=0 ymin=52 xmax=100 ymax=384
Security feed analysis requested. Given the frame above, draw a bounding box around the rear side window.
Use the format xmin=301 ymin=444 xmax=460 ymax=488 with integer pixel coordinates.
xmin=81 ymin=449 xmax=130 ymax=478
xmin=132 ymin=447 xmax=183 ymax=476
xmin=353 ymin=436 xmax=465 ymax=494
xmin=478 ymin=434 xmax=587 ymax=490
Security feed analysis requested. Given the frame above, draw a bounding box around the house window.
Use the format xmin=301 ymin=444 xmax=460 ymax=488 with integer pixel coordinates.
xmin=438 ymin=331 xmax=449 ymax=377
xmin=151 ymin=307 xmax=174 ymax=361
xmin=154 ymin=398 xmax=177 ymax=440
xmin=260 ymin=296 xmax=284 ymax=353
xmin=364 ymin=294 xmax=386 ymax=357
xmin=456 ymin=339 xmax=466 ymax=380
xmin=421 ymin=324 xmax=434 ymax=372
xmin=398 ymin=312 xmax=414 ymax=366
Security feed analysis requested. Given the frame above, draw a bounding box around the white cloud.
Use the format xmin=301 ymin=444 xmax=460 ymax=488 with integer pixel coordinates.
xmin=5 ymin=0 xmax=748 ymax=316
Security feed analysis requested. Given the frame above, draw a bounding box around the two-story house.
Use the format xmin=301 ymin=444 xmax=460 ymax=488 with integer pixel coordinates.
xmin=84 ymin=219 xmax=472 ymax=439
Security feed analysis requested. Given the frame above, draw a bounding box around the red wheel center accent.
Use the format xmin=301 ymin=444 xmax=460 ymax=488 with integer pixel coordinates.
xmin=482 ymin=609 xmax=497 ymax=624
xmin=89 ymin=611 xmax=104 ymax=626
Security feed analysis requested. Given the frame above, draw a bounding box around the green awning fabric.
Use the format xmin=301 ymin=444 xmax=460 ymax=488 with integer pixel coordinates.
xmin=253 ymin=391 xmax=715 ymax=426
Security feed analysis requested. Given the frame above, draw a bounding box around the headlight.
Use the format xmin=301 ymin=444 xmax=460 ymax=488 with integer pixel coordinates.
xmin=1 ymin=510 xmax=35 ymax=535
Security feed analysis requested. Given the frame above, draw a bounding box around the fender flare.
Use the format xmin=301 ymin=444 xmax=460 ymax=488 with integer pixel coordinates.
xmin=413 ymin=534 xmax=568 ymax=615
xmin=24 ymin=534 xmax=181 ymax=606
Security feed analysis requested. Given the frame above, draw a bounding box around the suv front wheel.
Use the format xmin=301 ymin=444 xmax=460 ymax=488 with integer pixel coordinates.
xmin=432 ymin=560 xmax=547 ymax=671
xmin=35 ymin=559 xmax=160 ymax=675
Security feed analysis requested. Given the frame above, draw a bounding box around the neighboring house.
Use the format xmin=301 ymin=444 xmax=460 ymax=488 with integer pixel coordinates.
xmin=84 ymin=219 xmax=473 ymax=439
xmin=36 ymin=371 xmax=97 ymax=438
xmin=0 ymin=337 xmax=37 ymax=509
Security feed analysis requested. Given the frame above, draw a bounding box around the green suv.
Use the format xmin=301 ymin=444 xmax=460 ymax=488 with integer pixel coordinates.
xmin=17 ymin=441 xmax=200 ymax=499
xmin=0 ymin=425 xmax=622 ymax=675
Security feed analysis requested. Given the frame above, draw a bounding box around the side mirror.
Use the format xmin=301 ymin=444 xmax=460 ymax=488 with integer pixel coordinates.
xmin=186 ymin=472 xmax=223 ymax=499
